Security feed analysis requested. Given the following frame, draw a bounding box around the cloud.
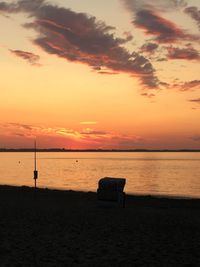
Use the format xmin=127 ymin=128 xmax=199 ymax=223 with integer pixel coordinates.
xmin=7 ymin=123 xmax=33 ymax=130
xmin=140 ymin=75 xmax=160 ymax=89
xmin=173 ymin=80 xmax=200 ymax=91
xmin=80 ymin=128 xmax=107 ymax=136
xmin=9 ymin=49 xmax=41 ymax=65
xmin=122 ymin=0 xmax=199 ymax=44
xmin=14 ymin=133 xmax=26 ymax=137
xmin=167 ymin=46 xmax=200 ymax=60
xmin=0 ymin=2 xmax=15 ymax=12
xmin=122 ymin=0 xmax=187 ymax=13
xmin=79 ymin=130 xmax=144 ymax=149
xmin=133 ymin=9 xmax=198 ymax=43
xmin=0 ymin=122 xmax=80 ymax=139
xmin=54 ymin=128 xmax=79 ymax=137
xmin=181 ymin=80 xmax=200 ymax=90
xmin=0 ymin=0 xmax=161 ymax=89
xmin=123 ymin=31 xmax=133 ymax=42
xmin=0 ymin=122 xmax=144 ymax=149
xmin=156 ymin=57 xmax=167 ymax=62
xmin=140 ymin=92 xmax=156 ymax=98
xmin=188 ymin=98 xmax=200 ymax=103
xmin=0 ymin=123 xmax=37 ymax=139
xmin=97 ymin=71 xmax=119 ymax=75
xmin=80 ymin=121 xmax=98 ymax=125
xmin=185 ymin=6 xmax=200 ymax=30
xmin=140 ymin=42 xmax=158 ymax=53
xmin=190 ymin=135 xmax=200 ymax=142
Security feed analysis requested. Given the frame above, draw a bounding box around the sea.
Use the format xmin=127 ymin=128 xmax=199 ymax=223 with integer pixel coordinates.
xmin=0 ymin=152 xmax=200 ymax=198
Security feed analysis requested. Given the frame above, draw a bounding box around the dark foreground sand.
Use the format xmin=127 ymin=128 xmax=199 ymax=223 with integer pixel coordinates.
xmin=1 ymin=185 xmax=200 ymax=266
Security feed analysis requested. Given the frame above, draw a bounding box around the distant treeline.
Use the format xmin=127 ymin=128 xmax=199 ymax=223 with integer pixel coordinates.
xmin=0 ymin=148 xmax=200 ymax=152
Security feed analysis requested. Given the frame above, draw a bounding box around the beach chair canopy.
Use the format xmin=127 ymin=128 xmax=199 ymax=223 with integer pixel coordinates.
xmin=98 ymin=177 xmax=126 ymax=192
xmin=97 ymin=177 xmax=126 ymax=206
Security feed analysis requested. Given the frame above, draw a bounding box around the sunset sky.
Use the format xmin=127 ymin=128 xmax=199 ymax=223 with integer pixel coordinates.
xmin=0 ymin=0 xmax=200 ymax=149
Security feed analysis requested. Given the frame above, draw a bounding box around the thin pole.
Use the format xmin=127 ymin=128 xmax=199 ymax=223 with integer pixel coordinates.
xmin=35 ymin=139 xmax=36 ymax=189
xmin=34 ymin=139 xmax=37 ymax=171
xmin=33 ymin=138 xmax=38 ymax=189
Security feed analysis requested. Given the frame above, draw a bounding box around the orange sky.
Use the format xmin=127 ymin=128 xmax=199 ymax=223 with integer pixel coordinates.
xmin=0 ymin=0 xmax=200 ymax=149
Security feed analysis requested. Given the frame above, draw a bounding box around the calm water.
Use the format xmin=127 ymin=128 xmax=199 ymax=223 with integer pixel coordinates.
xmin=0 ymin=152 xmax=200 ymax=198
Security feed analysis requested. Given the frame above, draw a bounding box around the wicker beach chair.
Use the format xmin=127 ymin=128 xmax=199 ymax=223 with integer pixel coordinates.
xmin=97 ymin=177 xmax=126 ymax=207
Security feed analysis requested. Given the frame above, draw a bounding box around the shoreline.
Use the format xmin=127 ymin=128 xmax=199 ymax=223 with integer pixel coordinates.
xmin=1 ymin=183 xmax=200 ymax=201
xmin=1 ymin=185 xmax=200 ymax=265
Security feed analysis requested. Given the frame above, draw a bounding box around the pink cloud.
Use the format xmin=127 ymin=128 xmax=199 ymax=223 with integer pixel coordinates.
xmin=167 ymin=46 xmax=200 ymax=60
xmin=0 ymin=123 xmax=144 ymax=149
xmin=172 ymin=80 xmax=200 ymax=91
xmin=9 ymin=49 xmax=41 ymax=66
xmin=134 ymin=10 xmax=199 ymax=43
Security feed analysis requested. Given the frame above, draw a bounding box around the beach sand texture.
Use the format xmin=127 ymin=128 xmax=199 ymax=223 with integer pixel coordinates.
xmin=0 ymin=185 xmax=200 ymax=266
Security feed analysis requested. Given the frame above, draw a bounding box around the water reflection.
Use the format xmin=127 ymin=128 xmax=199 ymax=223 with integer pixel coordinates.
xmin=0 ymin=152 xmax=200 ymax=198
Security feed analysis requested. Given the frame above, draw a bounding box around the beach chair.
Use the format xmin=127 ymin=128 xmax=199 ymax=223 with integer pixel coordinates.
xmin=97 ymin=177 xmax=126 ymax=207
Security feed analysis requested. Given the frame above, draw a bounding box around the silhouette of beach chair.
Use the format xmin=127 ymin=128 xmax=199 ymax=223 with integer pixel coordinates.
xmin=97 ymin=177 xmax=126 ymax=207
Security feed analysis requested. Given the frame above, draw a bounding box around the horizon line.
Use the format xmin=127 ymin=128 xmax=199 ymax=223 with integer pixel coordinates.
xmin=0 ymin=148 xmax=200 ymax=152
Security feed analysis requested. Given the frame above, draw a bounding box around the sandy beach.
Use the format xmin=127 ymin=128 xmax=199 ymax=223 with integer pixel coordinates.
xmin=1 ymin=185 xmax=200 ymax=266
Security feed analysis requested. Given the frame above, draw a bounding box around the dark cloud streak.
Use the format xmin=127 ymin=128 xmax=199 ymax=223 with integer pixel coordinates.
xmin=122 ymin=0 xmax=199 ymax=44
xmin=122 ymin=0 xmax=187 ymax=13
xmin=140 ymin=42 xmax=158 ymax=53
xmin=9 ymin=49 xmax=41 ymax=65
xmin=173 ymin=80 xmax=200 ymax=91
xmin=134 ymin=9 xmax=198 ymax=43
xmin=188 ymin=98 xmax=200 ymax=103
xmin=185 ymin=6 xmax=200 ymax=31
xmin=167 ymin=46 xmax=200 ymax=61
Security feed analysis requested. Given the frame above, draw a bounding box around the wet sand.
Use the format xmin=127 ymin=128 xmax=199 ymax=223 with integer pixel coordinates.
xmin=0 ymin=185 xmax=200 ymax=266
